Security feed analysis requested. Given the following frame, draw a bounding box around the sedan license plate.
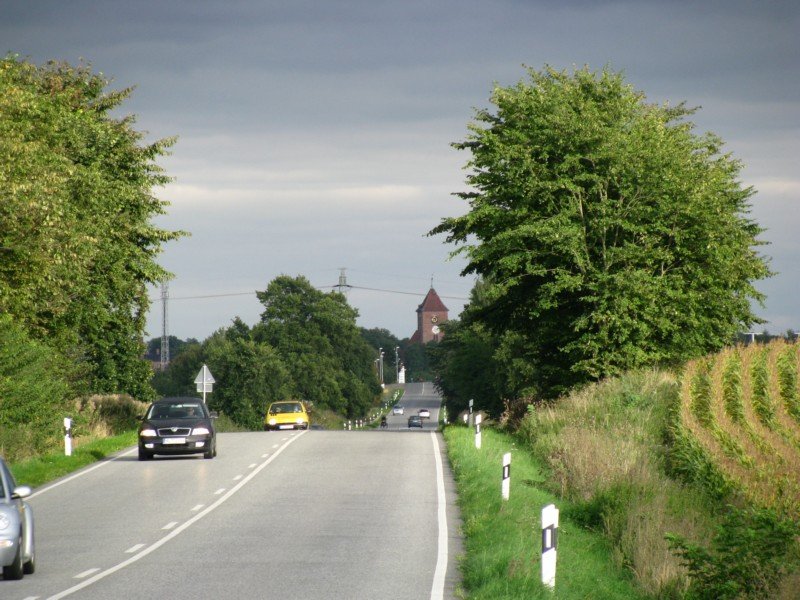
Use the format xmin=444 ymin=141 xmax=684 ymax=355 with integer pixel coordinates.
xmin=163 ymin=437 xmax=186 ymax=444
xmin=278 ymin=425 xmax=294 ymax=430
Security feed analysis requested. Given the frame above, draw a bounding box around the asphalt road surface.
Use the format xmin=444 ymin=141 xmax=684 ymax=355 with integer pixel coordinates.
xmin=4 ymin=382 xmax=462 ymax=599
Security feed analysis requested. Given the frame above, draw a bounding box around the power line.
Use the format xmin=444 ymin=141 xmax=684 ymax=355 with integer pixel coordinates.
xmin=151 ymin=284 xmax=468 ymax=303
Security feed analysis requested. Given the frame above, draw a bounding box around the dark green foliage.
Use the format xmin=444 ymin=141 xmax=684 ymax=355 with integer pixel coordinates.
xmin=203 ymin=326 xmax=292 ymax=430
xmin=150 ymin=342 xmax=204 ymax=398
xmin=667 ymin=506 xmax=800 ymax=599
xmin=0 ymin=55 xmax=184 ymax=400
xmin=430 ymin=65 xmax=771 ymax=399
xmin=429 ymin=317 xmax=507 ymax=419
xmin=0 ymin=314 xmax=73 ymax=461
xmin=254 ymin=276 xmax=380 ymax=418
xmin=360 ymin=327 xmax=400 ymax=384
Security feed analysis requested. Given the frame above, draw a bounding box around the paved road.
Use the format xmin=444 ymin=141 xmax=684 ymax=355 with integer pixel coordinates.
xmin=4 ymin=383 xmax=462 ymax=599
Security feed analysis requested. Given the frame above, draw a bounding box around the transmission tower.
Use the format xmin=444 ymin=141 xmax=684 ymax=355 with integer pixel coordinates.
xmin=160 ymin=281 xmax=170 ymax=370
xmin=335 ymin=267 xmax=351 ymax=296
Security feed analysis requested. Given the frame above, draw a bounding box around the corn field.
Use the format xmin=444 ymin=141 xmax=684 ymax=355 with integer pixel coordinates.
xmin=675 ymin=339 xmax=800 ymax=519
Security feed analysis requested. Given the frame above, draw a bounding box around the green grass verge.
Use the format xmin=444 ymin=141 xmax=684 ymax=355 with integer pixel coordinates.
xmin=445 ymin=425 xmax=648 ymax=599
xmin=9 ymin=431 xmax=139 ymax=489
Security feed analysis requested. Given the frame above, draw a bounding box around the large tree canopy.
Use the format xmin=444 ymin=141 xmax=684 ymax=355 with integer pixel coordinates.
xmin=0 ymin=56 xmax=184 ymax=399
xmin=254 ymin=275 xmax=380 ymax=418
xmin=431 ymin=66 xmax=771 ymax=398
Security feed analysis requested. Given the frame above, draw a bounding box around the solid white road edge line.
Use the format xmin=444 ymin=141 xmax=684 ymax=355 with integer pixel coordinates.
xmin=430 ymin=431 xmax=448 ymax=600
xmin=45 ymin=430 xmax=308 ymax=600
xmin=28 ymin=448 xmax=137 ymax=499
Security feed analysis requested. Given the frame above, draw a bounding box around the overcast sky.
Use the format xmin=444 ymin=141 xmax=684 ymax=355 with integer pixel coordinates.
xmin=3 ymin=1 xmax=798 ymax=341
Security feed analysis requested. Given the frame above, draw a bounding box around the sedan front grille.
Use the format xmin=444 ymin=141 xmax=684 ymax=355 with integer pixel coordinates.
xmin=157 ymin=427 xmax=192 ymax=436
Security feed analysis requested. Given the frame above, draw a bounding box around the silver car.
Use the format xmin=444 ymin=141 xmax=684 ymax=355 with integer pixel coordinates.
xmin=0 ymin=457 xmax=35 ymax=580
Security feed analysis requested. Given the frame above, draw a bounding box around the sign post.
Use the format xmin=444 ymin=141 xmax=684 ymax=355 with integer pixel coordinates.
xmin=194 ymin=364 xmax=216 ymax=403
xmin=541 ymin=504 xmax=559 ymax=589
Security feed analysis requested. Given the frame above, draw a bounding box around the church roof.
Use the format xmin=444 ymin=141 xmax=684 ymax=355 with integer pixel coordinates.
xmin=417 ymin=287 xmax=448 ymax=313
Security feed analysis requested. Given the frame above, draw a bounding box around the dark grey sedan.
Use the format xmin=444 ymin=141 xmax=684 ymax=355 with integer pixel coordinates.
xmin=138 ymin=397 xmax=217 ymax=460
xmin=407 ymin=415 xmax=424 ymax=429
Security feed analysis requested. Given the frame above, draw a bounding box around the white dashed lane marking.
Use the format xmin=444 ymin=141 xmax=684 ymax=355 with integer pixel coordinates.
xmin=125 ymin=544 xmax=146 ymax=554
xmin=75 ymin=568 xmax=101 ymax=579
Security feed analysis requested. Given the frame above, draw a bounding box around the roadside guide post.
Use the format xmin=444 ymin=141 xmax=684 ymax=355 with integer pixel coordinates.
xmin=64 ymin=417 xmax=72 ymax=456
xmin=468 ymin=398 xmax=474 ymax=428
xmin=541 ymin=504 xmax=559 ymax=589
xmin=475 ymin=414 xmax=482 ymax=449
xmin=194 ymin=364 xmax=215 ymax=403
xmin=502 ymin=452 xmax=511 ymax=501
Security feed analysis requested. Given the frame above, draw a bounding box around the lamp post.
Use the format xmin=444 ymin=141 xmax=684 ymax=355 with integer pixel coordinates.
xmin=379 ymin=350 xmax=385 ymax=386
xmin=395 ymin=346 xmax=399 ymax=383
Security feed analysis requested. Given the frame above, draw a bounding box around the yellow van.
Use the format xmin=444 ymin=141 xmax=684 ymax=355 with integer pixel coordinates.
xmin=264 ymin=401 xmax=310 ymax=431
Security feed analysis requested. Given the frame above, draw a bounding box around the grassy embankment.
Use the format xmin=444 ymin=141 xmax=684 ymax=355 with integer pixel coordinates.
xmin=447 ymin=340 xmax=800 ymax=599
xmin=445 ymin=425 xmax=647 ymax=599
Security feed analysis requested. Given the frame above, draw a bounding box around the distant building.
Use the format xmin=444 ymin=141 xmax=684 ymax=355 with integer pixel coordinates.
xmin=410 ymin=287 xmax=449 ymax=344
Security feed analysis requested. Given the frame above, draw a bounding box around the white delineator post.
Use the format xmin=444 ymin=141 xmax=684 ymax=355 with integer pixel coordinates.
xmin=501 ymin=452 xmax=511 ymax=500
xmin=475 ymin=414 xmax=482 ymax=449
xmin=541 ymin=503 xmax=559 ymax=589
xmin=64 ymin=416 xmax=72 ymax=456
xmin=468 ymin=398 xmax=474 ymax=428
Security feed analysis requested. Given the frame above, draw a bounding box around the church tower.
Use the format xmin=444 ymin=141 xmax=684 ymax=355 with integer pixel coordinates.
xmin=410 ymin=287 xmax=449 ymax=344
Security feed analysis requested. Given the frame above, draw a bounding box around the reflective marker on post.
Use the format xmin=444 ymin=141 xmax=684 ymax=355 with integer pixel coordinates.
xmin=468 ymin=398 xmax=474 ymax=427
xmin=501 ymin=452 xmax=511 ymax=500
xmin=541 ymin=504 xmax=559 ymax=589
xmin=475 ymin=414 xmax=482 ymax=449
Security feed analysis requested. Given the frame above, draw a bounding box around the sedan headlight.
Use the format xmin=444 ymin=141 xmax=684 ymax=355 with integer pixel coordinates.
xmin=0 ymin=513 xmax=10 ymax=531
xmin=268 ymin=418 xmax=277 ymax=426
xmin=192 ymin=427 xmax=210 ymax=435
xmin=296 ymin=418 xmax=305 ymax=424
xmin=139 ymin=428 xmax=157 ymax=438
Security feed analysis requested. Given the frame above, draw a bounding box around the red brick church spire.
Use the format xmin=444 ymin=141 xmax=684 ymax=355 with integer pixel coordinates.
xmin=410 ymin=286 xmax=449 ymax=344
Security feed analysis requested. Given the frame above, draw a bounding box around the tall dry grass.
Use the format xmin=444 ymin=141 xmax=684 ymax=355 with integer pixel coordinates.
xmin=519 ymin=370 xmax=707 ymax=598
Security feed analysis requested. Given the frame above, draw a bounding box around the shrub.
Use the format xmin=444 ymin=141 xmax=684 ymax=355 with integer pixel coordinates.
xmin=667 ymin=506 xmax=800 ymax=599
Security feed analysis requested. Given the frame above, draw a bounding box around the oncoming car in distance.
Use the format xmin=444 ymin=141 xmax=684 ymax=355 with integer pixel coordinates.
xmin=392 ymin=405 xmax=404 ymax=415
xmin=264 ymin=401 xmax=310 ymax=431
xmin=0 ymin=457 xmax=35 ymax=580
xmin=138 ymin=397 xmax=217 ymax=461
xmin=418 ymin=408 xmax=431 ymax=419
xmin=407 ymin=415 xmax=424 ymax=429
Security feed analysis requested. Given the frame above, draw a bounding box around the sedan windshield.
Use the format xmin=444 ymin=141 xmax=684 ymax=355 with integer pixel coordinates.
xmin=148 ymin=403 xmax=204 ymax=419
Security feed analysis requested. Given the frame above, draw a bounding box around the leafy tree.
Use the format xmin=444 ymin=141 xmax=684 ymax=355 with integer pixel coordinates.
xmin=0 ymin=55 xmax=184 ymax=400
xmin=431 ymin=66 xmax=771 ymax=398
xmin=0 ymin=314 xmax=73 ymax=460
xmin=255 ymin=275 xmax=380 ymax=417
xmin=150 ymin=340 xmax=203 ymax=398
xmin=203 ymin=325 xmax=292 ymax=430
xmin=145 ymin=336 xmax=200 ymax=362
xmin=360 ymin=327 xmax=401 ymax=384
